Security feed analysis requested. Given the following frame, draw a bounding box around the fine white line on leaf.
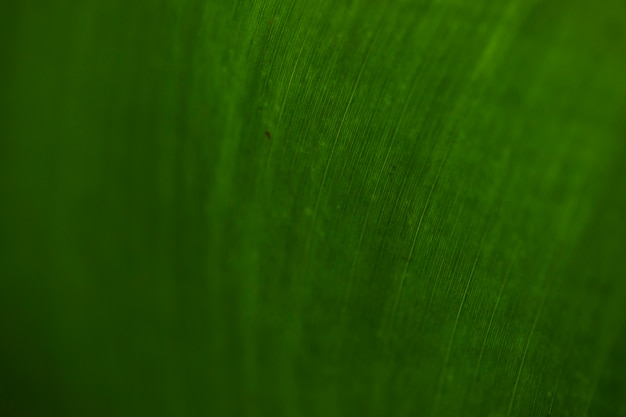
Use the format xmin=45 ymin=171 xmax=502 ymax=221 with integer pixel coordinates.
xmin=301 ymin=27 xmax=379 ymax=281
xmin=506 ymin=294 xmax=546 ymax=417
xmin=431 ymin=234 xmax=486 ymax=417
xmin=387 ymin=139 xmax=456 ymax=342
xmin=507 ymin=243 xmax=567 ymax=417
xmin=262 ymin=6 xmax=317 ymax=180
xmin=474 ymin=244 xmax=519 ymax=380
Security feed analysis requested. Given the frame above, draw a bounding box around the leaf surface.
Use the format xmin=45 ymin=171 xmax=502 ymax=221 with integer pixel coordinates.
xmin=1 ymin=1 xmax=626 ymax=416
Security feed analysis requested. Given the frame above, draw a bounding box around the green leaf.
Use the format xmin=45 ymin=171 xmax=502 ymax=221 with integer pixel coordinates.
xmin=2 ymin=1 xmax=626 ymax=416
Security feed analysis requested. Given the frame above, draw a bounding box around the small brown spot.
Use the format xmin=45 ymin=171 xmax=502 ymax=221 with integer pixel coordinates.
xmin=265 ymin=130 xmax=272 ymax=140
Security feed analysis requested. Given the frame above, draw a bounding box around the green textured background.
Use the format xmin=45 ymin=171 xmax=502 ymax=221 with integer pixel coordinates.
xmin=1 ymin=1 xmax=626 ymax=416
